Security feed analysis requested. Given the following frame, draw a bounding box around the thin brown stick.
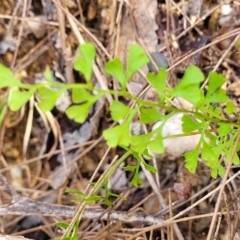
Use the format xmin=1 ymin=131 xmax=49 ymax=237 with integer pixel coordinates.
xmin=11 ymin=0 xmax=27 ymax=69
xmin=0 ymin=172 xmax=164 ymax=225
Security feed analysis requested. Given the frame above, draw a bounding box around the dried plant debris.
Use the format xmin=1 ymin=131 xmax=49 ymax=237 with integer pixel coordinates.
xmin=25 ymin=16 xmax=47 ymax=39
xmin=187 ymin=0 xmax=203 ymax=25
xmin=0 ymin=36 xmax=17 ymax=55
xmin=1 ymin=0 xmax=240 ymax=239
xmin=173 ymin=182 xmax=192 ymax=201
xmin=49 ymin=97 xmax=105 ymax=189
xmin=0 ymin=234 xmax=33 ymax=240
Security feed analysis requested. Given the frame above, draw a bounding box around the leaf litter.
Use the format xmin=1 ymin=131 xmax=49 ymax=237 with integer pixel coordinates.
xmin=0 ymin=0 xmax=240 ymax=239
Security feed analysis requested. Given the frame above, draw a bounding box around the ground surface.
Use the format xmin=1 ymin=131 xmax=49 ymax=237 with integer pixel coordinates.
xmin=0 ymin=0 xmax=240 ymax=239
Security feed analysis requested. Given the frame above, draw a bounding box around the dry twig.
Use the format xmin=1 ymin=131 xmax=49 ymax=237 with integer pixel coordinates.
xmin=0 ymin=173 xmax=164 ymax=225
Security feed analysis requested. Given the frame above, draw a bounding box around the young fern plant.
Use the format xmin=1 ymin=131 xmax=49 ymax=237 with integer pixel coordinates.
xmin=102 ymin=44 xmax=240 ymax=179
xmin=1 ymin=42 xmax=240 ymax=239
xmin=0 ymin=42 xmax=239 ymax=183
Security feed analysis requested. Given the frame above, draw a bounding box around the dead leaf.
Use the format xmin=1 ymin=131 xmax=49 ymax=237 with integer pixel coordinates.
xmin=0 ymin=36 xmax=17 ymax=54
xmin=187 ymin=0 xmax=203 ymax=25
xmin=50 ymin=97 xmax=105 ymax=189
xmin=26 ymin=16 xmax=47 ymax=39
xmin=173 ymin=182 xmax=192 ymax=201
xmin=228 ymin=81 xmax=240 ymax=96
xmin=130 ymin=0 xmax=158 ymax=53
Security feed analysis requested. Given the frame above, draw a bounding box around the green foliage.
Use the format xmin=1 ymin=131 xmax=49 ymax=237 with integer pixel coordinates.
xmin=66 ymin=187 xmax=117 ymax=206
xmin=139 ymin=107 xmax=162 ymax=124
xmin=203 ymin=72 xmax=228 ymax=104
xmin=37 ymin=86 xmax=62 ymax=112
xmin=126 ymin=44 xmax=150 ymax=81
xmin=102 ymin=184 xmax=122 ymax=206
xmin=74 ymin=43 xmax=96 ymax=84
xmin=56 ymin=222 xmax=69 ymax=229
xmin=171 ymin=65 xmax=204 ymax=105
xmin=8 ymin=88 xmax=34 ymax=111
xmin=1 ymin=42 xmax=240 ymax=239
xmin=184 ymin=146 xmax=200 ymax=173
xmin=0 ymin=42 xmax=238 ymax=179
xmin=109 ymin=101 xmax=131 ymax=121
xmin=225 ymin=101 xmax=236 ymax=114
xmin=0 ymin=98 xmax=7 ymax=127
xmin=148 ymin=134 xmax=164 ymax=154
xmin=66 ymin=94 xmax=98 ymax=123
xmin=147 ymin=68 xmax=167 ymax=100
xmin=105 ymin=58 xmax=126 ymax=88
xmin=103 ymin=118 xmax=132 ymax=147
xmin=130 ymin=133 xmax=153 ymax=153
xmin=181 ymin=114 xmax=205 ymax=133
xmin=127 ymin=154 xmax=156 ymax=187
xmin=105 ymin=43 xmax=149 ymax=89
xmin=0 ymin=64 xmax=24 ymax=88
xmin=124 ymin=158 xmax=143 ymax=187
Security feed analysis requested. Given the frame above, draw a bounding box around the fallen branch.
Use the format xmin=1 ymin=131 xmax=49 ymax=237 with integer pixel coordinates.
xmin=0 ymin=234 xmax=33 ymax=240
xmin=0 ymin=173 xmax=164 ymax=225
